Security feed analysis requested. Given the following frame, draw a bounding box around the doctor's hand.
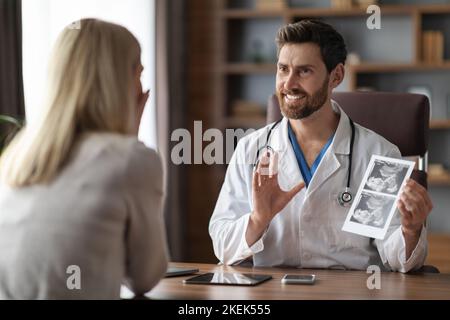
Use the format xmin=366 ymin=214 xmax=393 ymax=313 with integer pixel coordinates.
xmin=246 ymin=152 xmax=305 ymax=246
xmin=398 ymin=179 xmax=432 ymax=234
xmin=397 ymin=179 xmax=433 ymax=259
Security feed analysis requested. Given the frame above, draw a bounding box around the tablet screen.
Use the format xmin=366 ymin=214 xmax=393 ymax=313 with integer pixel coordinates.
xmin=183 ymin=272 xmax=272 ymax=286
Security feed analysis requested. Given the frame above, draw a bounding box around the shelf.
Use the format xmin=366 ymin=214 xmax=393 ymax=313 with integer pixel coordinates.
xmin=223 ymin=63 xmax=276 ymax=74
xmin=225 ymin=62 xmax=450 ymax=74
xmin=222 ymin=9 xmax=284 ymax=19
xmin=287 ymin=5 xmax=415 ymax=18
xmin=429 ymin=172 xmax=450 ymax=186
xmin=430 ymin=120 xmax=450 ymax=129
xmin=350 ymin=62 xmax=450 ymax=73
xmin=222 ymin=4 xmax=450 ymax=19
xmin=222 ymin=4 xmax=416 ymax=19
xmin=225 ymin=117 xmax=267 ymax=129
xmin=418 ymin=4 xmax=450 ymax=15
xmin=223 ymin=64 xmax=450 ymax=77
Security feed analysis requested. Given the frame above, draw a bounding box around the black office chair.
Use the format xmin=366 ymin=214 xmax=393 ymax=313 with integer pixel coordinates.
xmin=267 ymin=91 xmax=439 ymax=274
xmin=0 ymin=114 xmax=22 ymax=154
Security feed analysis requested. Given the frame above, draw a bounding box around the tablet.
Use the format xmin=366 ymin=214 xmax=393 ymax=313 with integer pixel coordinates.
xmin=165 ymin=267 xmax=199 ymax=278
xmin=183 ymin=272 xmax=272 ymax=286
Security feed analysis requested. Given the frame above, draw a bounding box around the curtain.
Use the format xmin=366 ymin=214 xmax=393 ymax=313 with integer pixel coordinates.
xmin=155 ymin=0 xmax=187 ymax=261
xmin=0 ymin=0 xmax=25 ymax=119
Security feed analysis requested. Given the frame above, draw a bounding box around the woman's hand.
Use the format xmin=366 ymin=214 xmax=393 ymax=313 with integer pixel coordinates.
xmin=135 ymin=89 xmax=149 ymax=133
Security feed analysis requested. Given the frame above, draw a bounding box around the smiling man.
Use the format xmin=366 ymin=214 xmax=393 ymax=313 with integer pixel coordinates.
xmin=209 ymin=20 xmax=433 ymax=272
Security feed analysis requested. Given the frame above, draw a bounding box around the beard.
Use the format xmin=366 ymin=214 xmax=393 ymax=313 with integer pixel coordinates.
xmin=277 ymin=76 xmax=330 ymax=120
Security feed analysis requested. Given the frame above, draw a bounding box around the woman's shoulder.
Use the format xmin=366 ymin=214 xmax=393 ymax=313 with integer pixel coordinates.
xmin=79 ymin=132 xmax=156 ymax=155
xmin=75 ymin=132 xmax=162 ymax=179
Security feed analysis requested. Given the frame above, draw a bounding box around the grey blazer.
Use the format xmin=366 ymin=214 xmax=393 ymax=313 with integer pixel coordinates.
xmin=0 ymin=133 xmax=168 ymax=299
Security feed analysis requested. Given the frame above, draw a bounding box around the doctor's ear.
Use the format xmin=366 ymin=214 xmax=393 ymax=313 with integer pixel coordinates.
xmin=329 ymin=64 xmax=345 ymax=89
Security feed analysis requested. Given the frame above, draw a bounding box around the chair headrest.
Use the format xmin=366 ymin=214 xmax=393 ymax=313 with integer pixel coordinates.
xmin=267 ymin=92 xmax=429 ymax=157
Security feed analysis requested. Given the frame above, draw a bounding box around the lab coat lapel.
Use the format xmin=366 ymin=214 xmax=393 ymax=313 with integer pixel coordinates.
xmin=306 ymin=147 xmax=341 ymax=197
xmin=306 ymin=101 xmax=352 ymax=198
xmin=271 ymin=118 xmax=304 ymax=190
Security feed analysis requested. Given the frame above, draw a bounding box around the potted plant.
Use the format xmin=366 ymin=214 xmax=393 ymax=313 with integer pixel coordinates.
xmin=0 ymin=115 xmax=23 ymax=155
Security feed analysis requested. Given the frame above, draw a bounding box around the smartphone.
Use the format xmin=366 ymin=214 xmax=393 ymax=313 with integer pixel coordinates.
xmin=281 ymin=274 xmax=315 ymax=285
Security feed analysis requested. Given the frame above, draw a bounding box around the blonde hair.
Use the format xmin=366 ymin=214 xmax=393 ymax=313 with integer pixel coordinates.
xmin=0 ymin=18 xmax=141 ymax=187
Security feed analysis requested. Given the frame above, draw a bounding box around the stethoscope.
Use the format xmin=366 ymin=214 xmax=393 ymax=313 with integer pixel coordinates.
xmin=253 ymin=117 xmax=356 ymax=207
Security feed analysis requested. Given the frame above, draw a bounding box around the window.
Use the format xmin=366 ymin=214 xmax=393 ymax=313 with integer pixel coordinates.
xmin=22 ymin=0 xmax=157 ymax=148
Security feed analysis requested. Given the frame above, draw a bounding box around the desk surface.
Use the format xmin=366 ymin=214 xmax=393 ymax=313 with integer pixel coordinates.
xmin=146 ymin=262 xmax=450 ymax=300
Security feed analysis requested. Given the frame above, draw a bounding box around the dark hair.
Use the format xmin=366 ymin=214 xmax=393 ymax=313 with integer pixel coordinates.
xmin=276 ymin=19 xmax=347 ymax=73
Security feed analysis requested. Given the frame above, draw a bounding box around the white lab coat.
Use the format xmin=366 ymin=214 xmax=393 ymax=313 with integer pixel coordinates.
xmin=209 ymin=101 xmax=427 ymax=273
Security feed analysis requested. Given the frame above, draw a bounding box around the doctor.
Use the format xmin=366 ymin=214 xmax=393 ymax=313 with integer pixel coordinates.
xmin=209 ymin=20 xmax=432 ymax=272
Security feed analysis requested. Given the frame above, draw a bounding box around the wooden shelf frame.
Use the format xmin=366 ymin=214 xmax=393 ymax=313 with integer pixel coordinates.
xmin=222 ymin=4 xmax=450 ymax=19
xmin=223 ymin=62 xmax=450 ymax=75
xmin=221 ymin=9 xmax=285 ymax=19
xmin=429 ymin=173 xmax=450 ymax=186
xmin=349 ymin=62 xmax=450 ymax=73
xmin=223 ymin=63 xmax=276 ymax=74
xmin=430 ymin=120 xmax=450 ymax=130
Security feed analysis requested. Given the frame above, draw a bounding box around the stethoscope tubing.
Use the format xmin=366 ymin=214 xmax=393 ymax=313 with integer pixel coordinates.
xmin=254 ymin=116 xmax=355 ymax=199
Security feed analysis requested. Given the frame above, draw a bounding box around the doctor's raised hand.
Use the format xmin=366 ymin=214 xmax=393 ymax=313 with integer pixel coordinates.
xmin=246 ymin=151 xmax=305 ymax=246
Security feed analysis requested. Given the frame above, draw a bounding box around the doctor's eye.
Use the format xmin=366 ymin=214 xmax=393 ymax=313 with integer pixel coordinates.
xmin=277 ymin=64 xmax=288 ymax=73
xmin=299 ymin=68 xmax=312 ymax=77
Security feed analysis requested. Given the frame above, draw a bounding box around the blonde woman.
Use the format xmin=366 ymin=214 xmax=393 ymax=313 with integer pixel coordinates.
xmin=0 ymin=19 xmax=168 ymax=299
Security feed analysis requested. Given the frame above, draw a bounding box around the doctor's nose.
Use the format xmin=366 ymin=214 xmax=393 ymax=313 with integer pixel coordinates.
xmin=283 ymin=73 xmax=300 ymax=92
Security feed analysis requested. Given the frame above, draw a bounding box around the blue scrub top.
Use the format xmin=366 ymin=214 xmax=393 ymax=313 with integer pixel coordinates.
xmin=288 ymin=122 xmax=334 ymax=188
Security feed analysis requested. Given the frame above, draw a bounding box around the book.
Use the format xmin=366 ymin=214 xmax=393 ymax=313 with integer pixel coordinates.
xmin=255 ymin=0 xmax=285 ymax=11
xmin=331 ymin=0 xmax=353 ymax=9
xmin=434 ymin=31 xmax=444 ymax=63
xmin=422 ymin=31 xmax=433 ymax=63
xmin=422 ymin=30 xmax=444 ymax=63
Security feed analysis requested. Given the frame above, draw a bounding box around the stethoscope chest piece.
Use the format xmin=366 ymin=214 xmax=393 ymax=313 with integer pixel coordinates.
xmin=338 ymin=187 xmax=353 ymax=207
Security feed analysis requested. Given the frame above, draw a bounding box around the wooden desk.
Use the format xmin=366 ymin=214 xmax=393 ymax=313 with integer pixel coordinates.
xmin=426 ymin=233 xmax=450 ymax=274
xmin=146 ymin=262 xmax=450 ymax=300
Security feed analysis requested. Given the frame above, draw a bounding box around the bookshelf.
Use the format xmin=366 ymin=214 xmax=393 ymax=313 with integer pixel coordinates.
xmin=217 ymin=0 xmax=450 ymax=187
xmin=182 ymin=0 xmax=450 ymax=263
